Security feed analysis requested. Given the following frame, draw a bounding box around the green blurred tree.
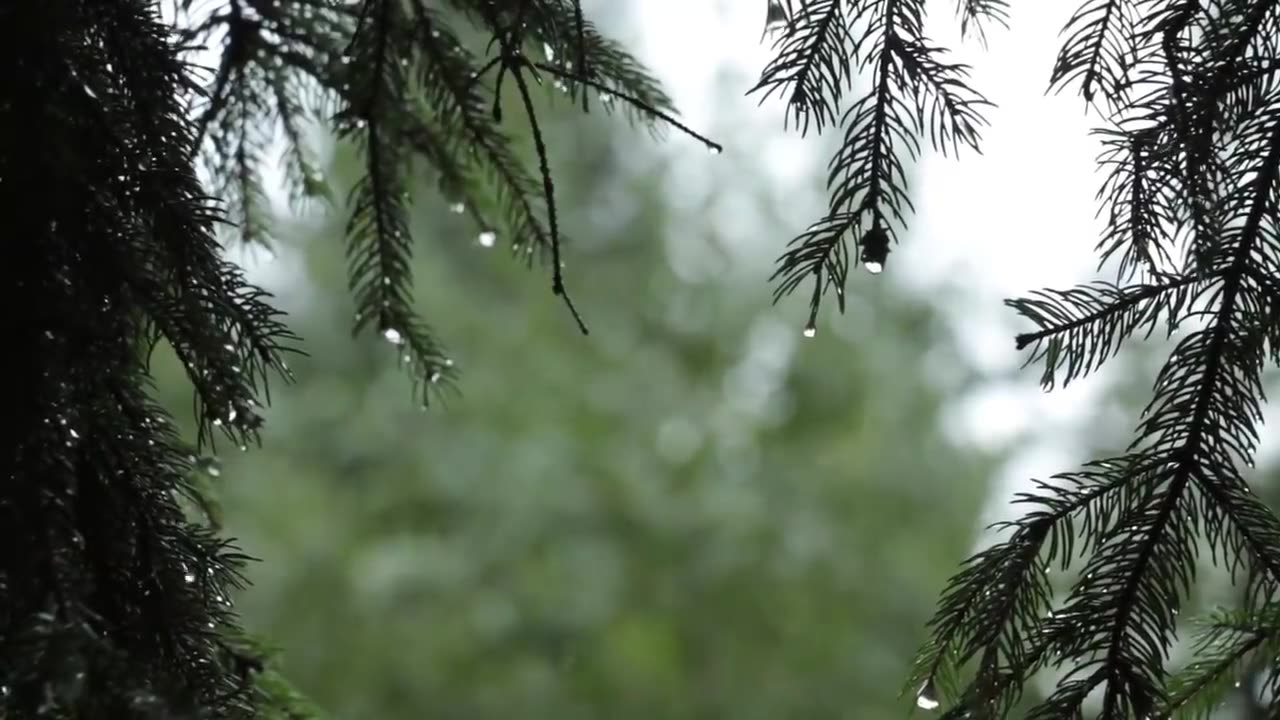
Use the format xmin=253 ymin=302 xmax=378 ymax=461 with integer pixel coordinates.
xmin=149 ymin=54 xmax=999 ymax=717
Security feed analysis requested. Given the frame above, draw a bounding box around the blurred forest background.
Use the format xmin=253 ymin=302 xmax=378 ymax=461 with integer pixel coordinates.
xmin=136 ymin=2 xmax=1280 ymax=718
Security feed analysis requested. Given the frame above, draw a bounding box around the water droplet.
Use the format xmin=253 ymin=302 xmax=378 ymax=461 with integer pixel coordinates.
xmin=916 ymin=680 xmax=940 ymax=711
xmin=429 ymin=370 xmax=442 ymax=383
xmin=803 ymin=325 xmax=817 ymax=338
xmin=227 ymin=408 xmax=238 ymax=422
xmin=864 ymin=260 xmax=884 ymax=274
xmin=478 ymin=230 xmax=497 ymax=247
xmin=212 ymin=418 xmax=223 ymax=427
xmin=708 ymin=145 xmax=722 ymax=155
xmin=184 ymin=572 xmax=195 ymax=584
xmin=449 ymin=202 xmax=465 ymax=214
xmin=383 ymin=327 xmax=403 ymax=344
xmin=238 ymin=444 xmax=248 ymax=452
xmin=68 ymin=428 xmax=79 ymax=439
xmin=543 ymin=42 xmax=556 ymax=61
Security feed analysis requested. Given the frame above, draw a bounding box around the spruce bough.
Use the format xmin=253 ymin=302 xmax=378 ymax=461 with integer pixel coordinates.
xmin=4 ymin=0 xmax=1279 ymax=717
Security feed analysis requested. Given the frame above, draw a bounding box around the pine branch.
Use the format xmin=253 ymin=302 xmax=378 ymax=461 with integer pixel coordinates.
xmin=1092 ymin=126 xmax=1180 ymax=279
xmin=339 ymin=0 xmax=457 ymax=403
xmin=518 ymin=0 xmax=679 ymax=128
xmin=0 ymin=2 xmax=294 ymax=715
xmin=765 ymin=0 xmax=994 ymax=327
xmin=1050 ymin=0 xmax=1142 ymax=107
xmin=1008 ymin=275 xmax=1200 ymax=389
xmin=178 ymin=0 xmax=719 ymax=404
xmin=750 ymin=0 xmax=854 ymax=135
xmin=912 ymin=455 xmax=1159 ymax=715
xmin=955 ymin=0 xmax=1011 ymax=47
xmin=1156 ymin=607 xmax=1280 ymax=719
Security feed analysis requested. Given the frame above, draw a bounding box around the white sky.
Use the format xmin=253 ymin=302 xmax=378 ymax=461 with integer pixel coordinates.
xmin=623 ymin=0 xmax=1113 ymax=519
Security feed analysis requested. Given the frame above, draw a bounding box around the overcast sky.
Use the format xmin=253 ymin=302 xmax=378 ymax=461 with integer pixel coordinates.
xmin=622 ymin=0 xmax=1116 ymax=521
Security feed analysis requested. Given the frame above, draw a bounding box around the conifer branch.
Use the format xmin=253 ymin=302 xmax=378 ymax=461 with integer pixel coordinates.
xmin=1156 ymin=607 xmax=1280 ymax=718
xmin=340 ymin=0 xmax=456 ymax=403
xmin=955 ymin=0 xmax=1010 ymax=47
xmin=532 ymin=62 xmax=723 ymax=152
xmin=1009 ymin=276 xmax=1201 ymax=389
xmin=1093 ymin=127 xmax=1179 ymax=279
xmin=763 ymin=0 xmax=993 ymax=323
xmin=1 ymin=2 xmax=294 ymax=714
xmin=750 ymin=0 xmax=854 ymax=135
xmin=507 ymin=41 xmax=590 ymax=334
xmin=1050 ymin=0 xmax=1141 ymax=107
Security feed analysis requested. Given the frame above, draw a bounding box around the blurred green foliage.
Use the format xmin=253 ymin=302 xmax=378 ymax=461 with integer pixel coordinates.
xmin=153 ymin=21 xmax=1000 ymax=718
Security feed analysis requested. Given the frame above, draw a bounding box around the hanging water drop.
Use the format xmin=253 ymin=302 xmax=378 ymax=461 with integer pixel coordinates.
xmin=478 ymin=230 xmax=497 ymax=247
xmin=227 ymin=408 xmax=238 ymax=423
xmin=449 ymin=202 xmax=465 ymax=214
xmin=915 ymin=680 xmax=940 ymax=711
xmin=543 ymin=42 xmax=556 ymax=61
xmin=184 ymin=572 xmax=196 ymax=584
xmin=383 ymin=327 xmax=403 ymax=345
xmin=803 ymin=325 xmax=817 ymax=338
xmin=708 ymin=145 xmax=722 ymax=155
xmin=864 ymin=260 xmax=884 ymax=274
